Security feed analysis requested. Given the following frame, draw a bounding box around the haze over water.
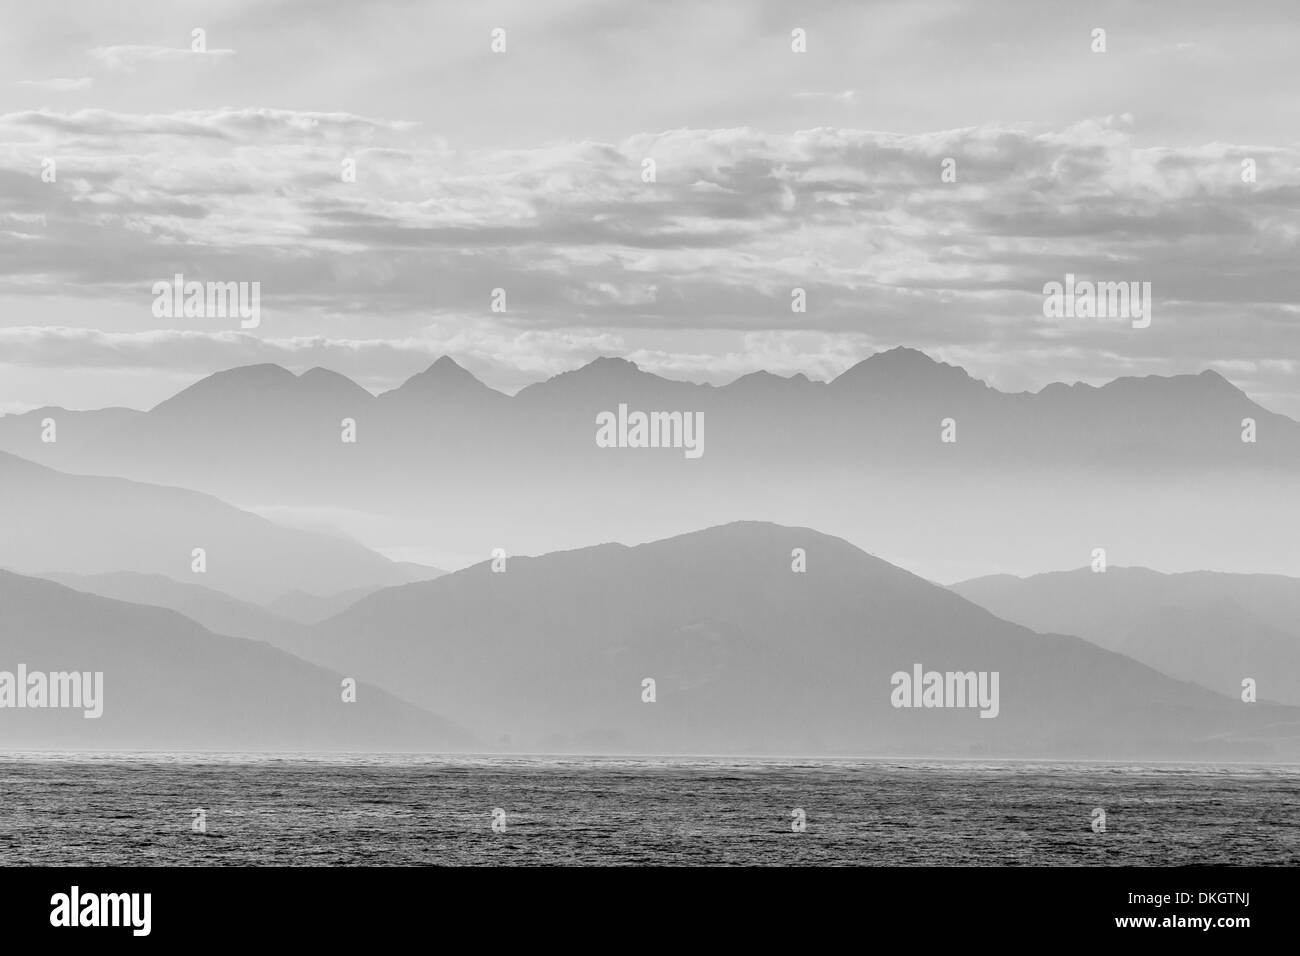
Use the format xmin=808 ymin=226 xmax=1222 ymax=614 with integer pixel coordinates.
xmin=1 ymin=754 xmax=1295 ymax=866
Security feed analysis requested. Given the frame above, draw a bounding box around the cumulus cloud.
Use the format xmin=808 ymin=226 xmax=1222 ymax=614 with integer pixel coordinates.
xmin=0 ymin=107 xmax=1297 ymax=415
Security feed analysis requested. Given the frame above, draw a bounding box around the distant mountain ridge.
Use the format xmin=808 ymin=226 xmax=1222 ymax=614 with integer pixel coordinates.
xmin=2 ymin=346 xmax=1292 ymax=425
xmin=0 ymin=449 xmax=420 ymax=604
xmin=3 ymin=348 xmax=1296 ymax=583
xmin=4 ymin=349 xmax=1290 ymax=463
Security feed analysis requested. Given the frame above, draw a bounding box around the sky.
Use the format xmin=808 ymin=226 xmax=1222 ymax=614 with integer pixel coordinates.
xmin=1 ymin=0 xmax=1297 ymax=415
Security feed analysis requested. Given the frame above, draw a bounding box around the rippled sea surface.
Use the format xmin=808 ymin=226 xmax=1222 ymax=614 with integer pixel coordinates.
xmin=0 ymin=754 xmax=1296 ymax=865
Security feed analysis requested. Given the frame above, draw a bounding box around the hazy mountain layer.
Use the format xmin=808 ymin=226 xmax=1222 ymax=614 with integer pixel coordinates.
xmin=952 ymin=567 xmax=1300 ymax=705
xmin=1 ymin=350 xmax=1294 ymax=581
xmin=0 ymin=450 xmax=419 ymax=604
xmin=295 ymin=522 xmax=1300 ymax=759
xmin=0 ymin=570 xmax=473 ymax=751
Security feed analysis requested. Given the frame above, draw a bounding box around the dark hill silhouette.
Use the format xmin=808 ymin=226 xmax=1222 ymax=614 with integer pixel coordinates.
xmin=297 ymin=522 xmax=1300 ymax=758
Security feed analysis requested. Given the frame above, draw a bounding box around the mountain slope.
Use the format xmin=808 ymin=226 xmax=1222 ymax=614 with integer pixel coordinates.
xmin=0 ymin=450 xmax=414 ymax=604
xmin=950 ymin=567 xmax=1300 ymax=705
xmin=267 ymin=586 xmax=393 ymax=625
xmin=300 ymin=522 xmax=1300 ymax=758
xmin=0 ymin=570 xmax=473 ymax=751
xmin=36 ymin=570 xmax=313 ymax=652
xmin=377 ymin=356 xmax=511 ymax=410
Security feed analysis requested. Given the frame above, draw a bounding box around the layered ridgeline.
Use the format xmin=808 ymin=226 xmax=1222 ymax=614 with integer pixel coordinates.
xmin=0 ymin=450 xmax=432 ymax=604
xmin=1 ymin=350 xmax=1297 ymax=581
xmin=291 ymin=522 xmax=1299 ymax=759
xmin=37 ymin=571 xmax=315 ymax=651
xmin=0 ymin=570 xmax=473 ymax=751
xmin=951 ymin=567 xmax=1300 ymax=706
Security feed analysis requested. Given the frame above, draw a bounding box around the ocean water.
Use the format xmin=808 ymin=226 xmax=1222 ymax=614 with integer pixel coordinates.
xmin=0 ymin=754 xmax=1296 ymax=866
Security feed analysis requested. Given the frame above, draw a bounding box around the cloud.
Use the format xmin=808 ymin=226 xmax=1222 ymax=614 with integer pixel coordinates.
xmin=2 ymin=112 xmax=1295 ymax=324
xmin=0 ymin=323 xmax=877 ymax=396
xmin=17 ymin=78 xmax=94 ymax=92
xmin=0 ymin=107 xmax=412 ymax=142
xmin=88 ymin=45 xmax=236 ymax=72
xmin=0 ymin=326 xmax=431 ymax=372
xmin=0 ymin=108 xmax=1297 ymax=414
xmin=793 ymin=91 xmax=856 ymax=105
xmin=0 ymin=325 xmax=625 ymax=395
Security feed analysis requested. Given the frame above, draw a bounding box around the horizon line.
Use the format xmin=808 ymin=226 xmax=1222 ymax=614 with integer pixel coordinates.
xmin=1 ymin=345 xmax=1276 ymax=419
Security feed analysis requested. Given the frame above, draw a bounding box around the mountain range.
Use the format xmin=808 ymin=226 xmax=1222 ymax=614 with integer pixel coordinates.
xmin=7 ymin=517 xmax=1296 ymax=757
xmin=3 ymin=348 xmax=1295 ymax=582
xmin=281 ymin=522 xmax=1299 ymax=759
xmin=7 ymin=348 xmax=1295 ymax=473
